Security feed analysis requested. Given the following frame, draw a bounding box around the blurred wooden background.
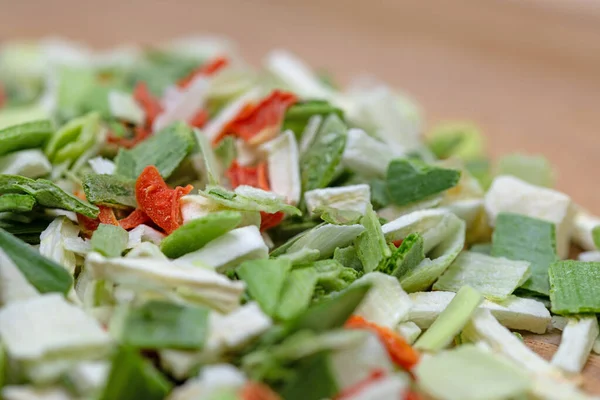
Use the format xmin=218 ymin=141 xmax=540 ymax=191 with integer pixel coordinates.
xmin=1 ymin=0 xmax=599 ymax=212
xmin=2 ymin=0 xmax=600 ymax=392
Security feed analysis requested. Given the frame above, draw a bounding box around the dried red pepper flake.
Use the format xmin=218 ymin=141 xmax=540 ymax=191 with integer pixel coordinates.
xmin=177 ymin=56 xmax=229 ymax=89
xmin=403 ymin=390 xmax=423 ymax=400
xmin=334 ymin=369 xmax=386 ymax=400
xmin=188 ymin=108 xmax=209 ymax=129
xmin=133 ymin=81 xmax=163 ymax=127
xmin=345 ymin=315 xmax=420 ymax=371
xmin=223 ymin=90 xmax=297 ymax=146
xmin=392 ymin=239 xmax=404 ymax=248
xmin=98 ymin=206 xmax=119 ymax=226
xmin=135 ymin=165 xmax=192 ymax=234
xmin=119 ymin=209 xmax=151 ymax=230
xmin=239 ymin=382 xmax=281 ymax=400
xmin=260 ymin=211 xmax=285 ymax=232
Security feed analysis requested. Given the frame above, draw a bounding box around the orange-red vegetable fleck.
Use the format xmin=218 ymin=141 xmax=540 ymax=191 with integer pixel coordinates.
xmin=345 ymin=315 xmax=420 ymax=370
xmin=393 ymin=239 xmax=404 ymax=248
xmin=239 ymin=382 xmax=281 ymax=400
xmin=119 ymin=209 xmax=151 ymax=230
xmin=134 ymin=82 xmax=163 ymax=127
xmin=177 ymin=57 xmax=229 ymax=89
xmin=98 ymin=206 xmax=119 ymax=226
xmin=188 ymin=108 xmax=209 ymax=129
xmin=135 ymin=165 xmax=192 ymax=234
xmin=219 ymin=90 xmax=297 ymax=146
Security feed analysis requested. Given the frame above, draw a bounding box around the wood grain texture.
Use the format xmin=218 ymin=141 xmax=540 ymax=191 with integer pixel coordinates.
xmin=1 ymin=0 xmax=599 ymax=394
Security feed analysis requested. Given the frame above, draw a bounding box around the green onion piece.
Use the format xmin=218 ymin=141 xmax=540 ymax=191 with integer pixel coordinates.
xmin=115 ymin=121 xmax=195 ymax=179
xmin=213 ymin=135 xmax=237 ymax=170
xmin=380 ymin=233 xmax=425 ymax=279
xmin=300 ymin=113 xmax=347 ymax=192
xmin=82 ymin=174 xmax=137 ymax=209
xmin=414 ymin=285 xmax=482 ymax=352
xmin=98 ymin=346 xmax=172 ymax=400
xmin=433 ymin=251 xmax=531 ymax=301
xmin=497 ymin=153 xmax=554 ymax=188
xmin=386 ymin=158 xmax=461 ymax=206
xmin=1 ymin=174 xmax=99 ymax=218
xmin=416 ymin=345 xmax=530 ymax=400
xmin=283 ymin=100 xmax=344 ymax=139
xmin=288 ymin=283 xmax=371 ymax=334
xmin=160 ymin=211 xmax=242 ymax=258
xmin=355 ymin=204 xmax=391 ymax=273
xmin=491 ymin=212 xmax=557 ymax=296
xmin=333 ymin=246 xmax=363 ymax=272
xmin=114 ymin=301 xmax=209 ymax=350
xmin=593 ymin=225 xmax=600 ymax=250
xmin=549 ymin=261 xmax=600 ymax=314
xmin=0 ymin=227 xmax=72 ymax=294
xmin=276 ymin=267 xmax=319 ymax=320
xmin=0 ymin=193 xmax=36 ymax=212
xmin=310 ymin=259 xmax=359 ymax=293
xmin=45 ymin=112 xmax=100 ymax=164
xmin=0 ymin=120 xmax=54 ymax=156
xmin=280 ymin=352 xmax=339 ymax=400
xmin=91 ymin=224 xmax=129 ymax=258
xmin=237 ymin=258 xmax=292 ymax=316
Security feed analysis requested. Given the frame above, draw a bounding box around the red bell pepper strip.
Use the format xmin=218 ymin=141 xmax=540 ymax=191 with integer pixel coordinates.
xmin=119 ymin=209 xmax=151 ymax=230
xmin=135 ymin=165 xmax=192 ymax=234
xmin=345 ymin=315 xmax=420 ymax=371
xmin=215 ymin=90 xmax=297 ymax=146
xmin=177 ymin=57 xmax=229 ymax=89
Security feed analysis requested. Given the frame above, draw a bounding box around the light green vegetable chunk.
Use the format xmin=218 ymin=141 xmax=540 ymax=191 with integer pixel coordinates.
xmin=427 ymin=122 xmax=484 ymax=161
xmin=497 ymin=153 xmax=554 ymax=188
xmin=333 ymin=246 xmax=363 ymax=272
xmin=276 ymin=267 xmax=319 ymax=320
xmin=91 ymin=224 xmax=129 ymax=258
xmin=115 ymin=301 xmax=209 ymax=350
xmin=202 ymin=185 xmax=301 ymax=216
xmin=379 ymin=233 xmax=425 ymax=279
xmin=386 ymin=158 xmax=461 ymax=207
xmin=0 ymin=193 xmax=36 ymax=212
xmin=491 ymin=212 xmax=557 ymax=296
xmin=0 ymin=119 xmax=54 ymax=156
xmin=433 ymin=251 xmax=531 ymax=301
xmin=593 ymin=226 xmax=600 ymax=250
xmin=213 ymin=135 xmax=237 ymax=170
xmin=115 ymin=121 xmax=195 ymax=179
xmin=416 ymin=345 xmax=530 ymax=400
xmin=282 ymin=99 xmax=343 ymax=139
xmin=470 ymin=243 xmax=491 ymax=255
xmin=82 ymin=173 xmax=137 ymax=209
xmin=355 ymin=204 xmax=391 ymax=273
xmin=280 ymin=352 xmax=338 ymax=400
xmin=0 ymin=175 xmax=99 ymax=218
xmin=318 ymin=207 xmax=362 ymax=225
xmin=98 ymin=346 xmax=172 ymax=400
xmin=45 ymin=112 xmax=100 ymax=164
xmin=300 ymin=113 xmax=347 ymax=192
xmin=549 ymin=261 xmax=600 ymax=315
xmin=0 ymin=227 xmax=73 ymax=294
xmin=237 ymin=258 xmax=292 ymax=316
xmin=160 ymin=211 xmax=242 ymax=258
xmin=415 ymin=286 xmax=482 ymax=352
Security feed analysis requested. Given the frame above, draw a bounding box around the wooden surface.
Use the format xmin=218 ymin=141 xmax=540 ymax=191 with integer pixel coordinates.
xmin=2 ymin=0 xmax=600 ymax=394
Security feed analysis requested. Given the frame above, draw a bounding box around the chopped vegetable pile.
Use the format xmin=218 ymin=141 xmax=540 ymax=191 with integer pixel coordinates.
xmin=1 ymin=37 xmax=600 ymax=400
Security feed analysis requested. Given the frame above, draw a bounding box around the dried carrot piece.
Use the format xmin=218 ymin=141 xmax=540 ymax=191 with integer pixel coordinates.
xmin=135 ymin=165 xmax=192 ymax=234
xmin=188 ymin=108 xmax=209 ymax=129
xmin=393 ymin=239 xmax=404 ymax=247
xmin=177 ymin=56 xmax=229 ymax=89
xmin=345 ymin=315 xmax=420 ymax=370
xmin=239 ymin=382 xmax=281 ymax=400
xmin=220 ymin=90 xmax=297 ymax=146
xmin=119 ymin=209 xmax=151 ymax=230
xmin=133 ymin=82 xmax=163 ymax=127
xmin=98 ymin=206 xmax=119 ymax=226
